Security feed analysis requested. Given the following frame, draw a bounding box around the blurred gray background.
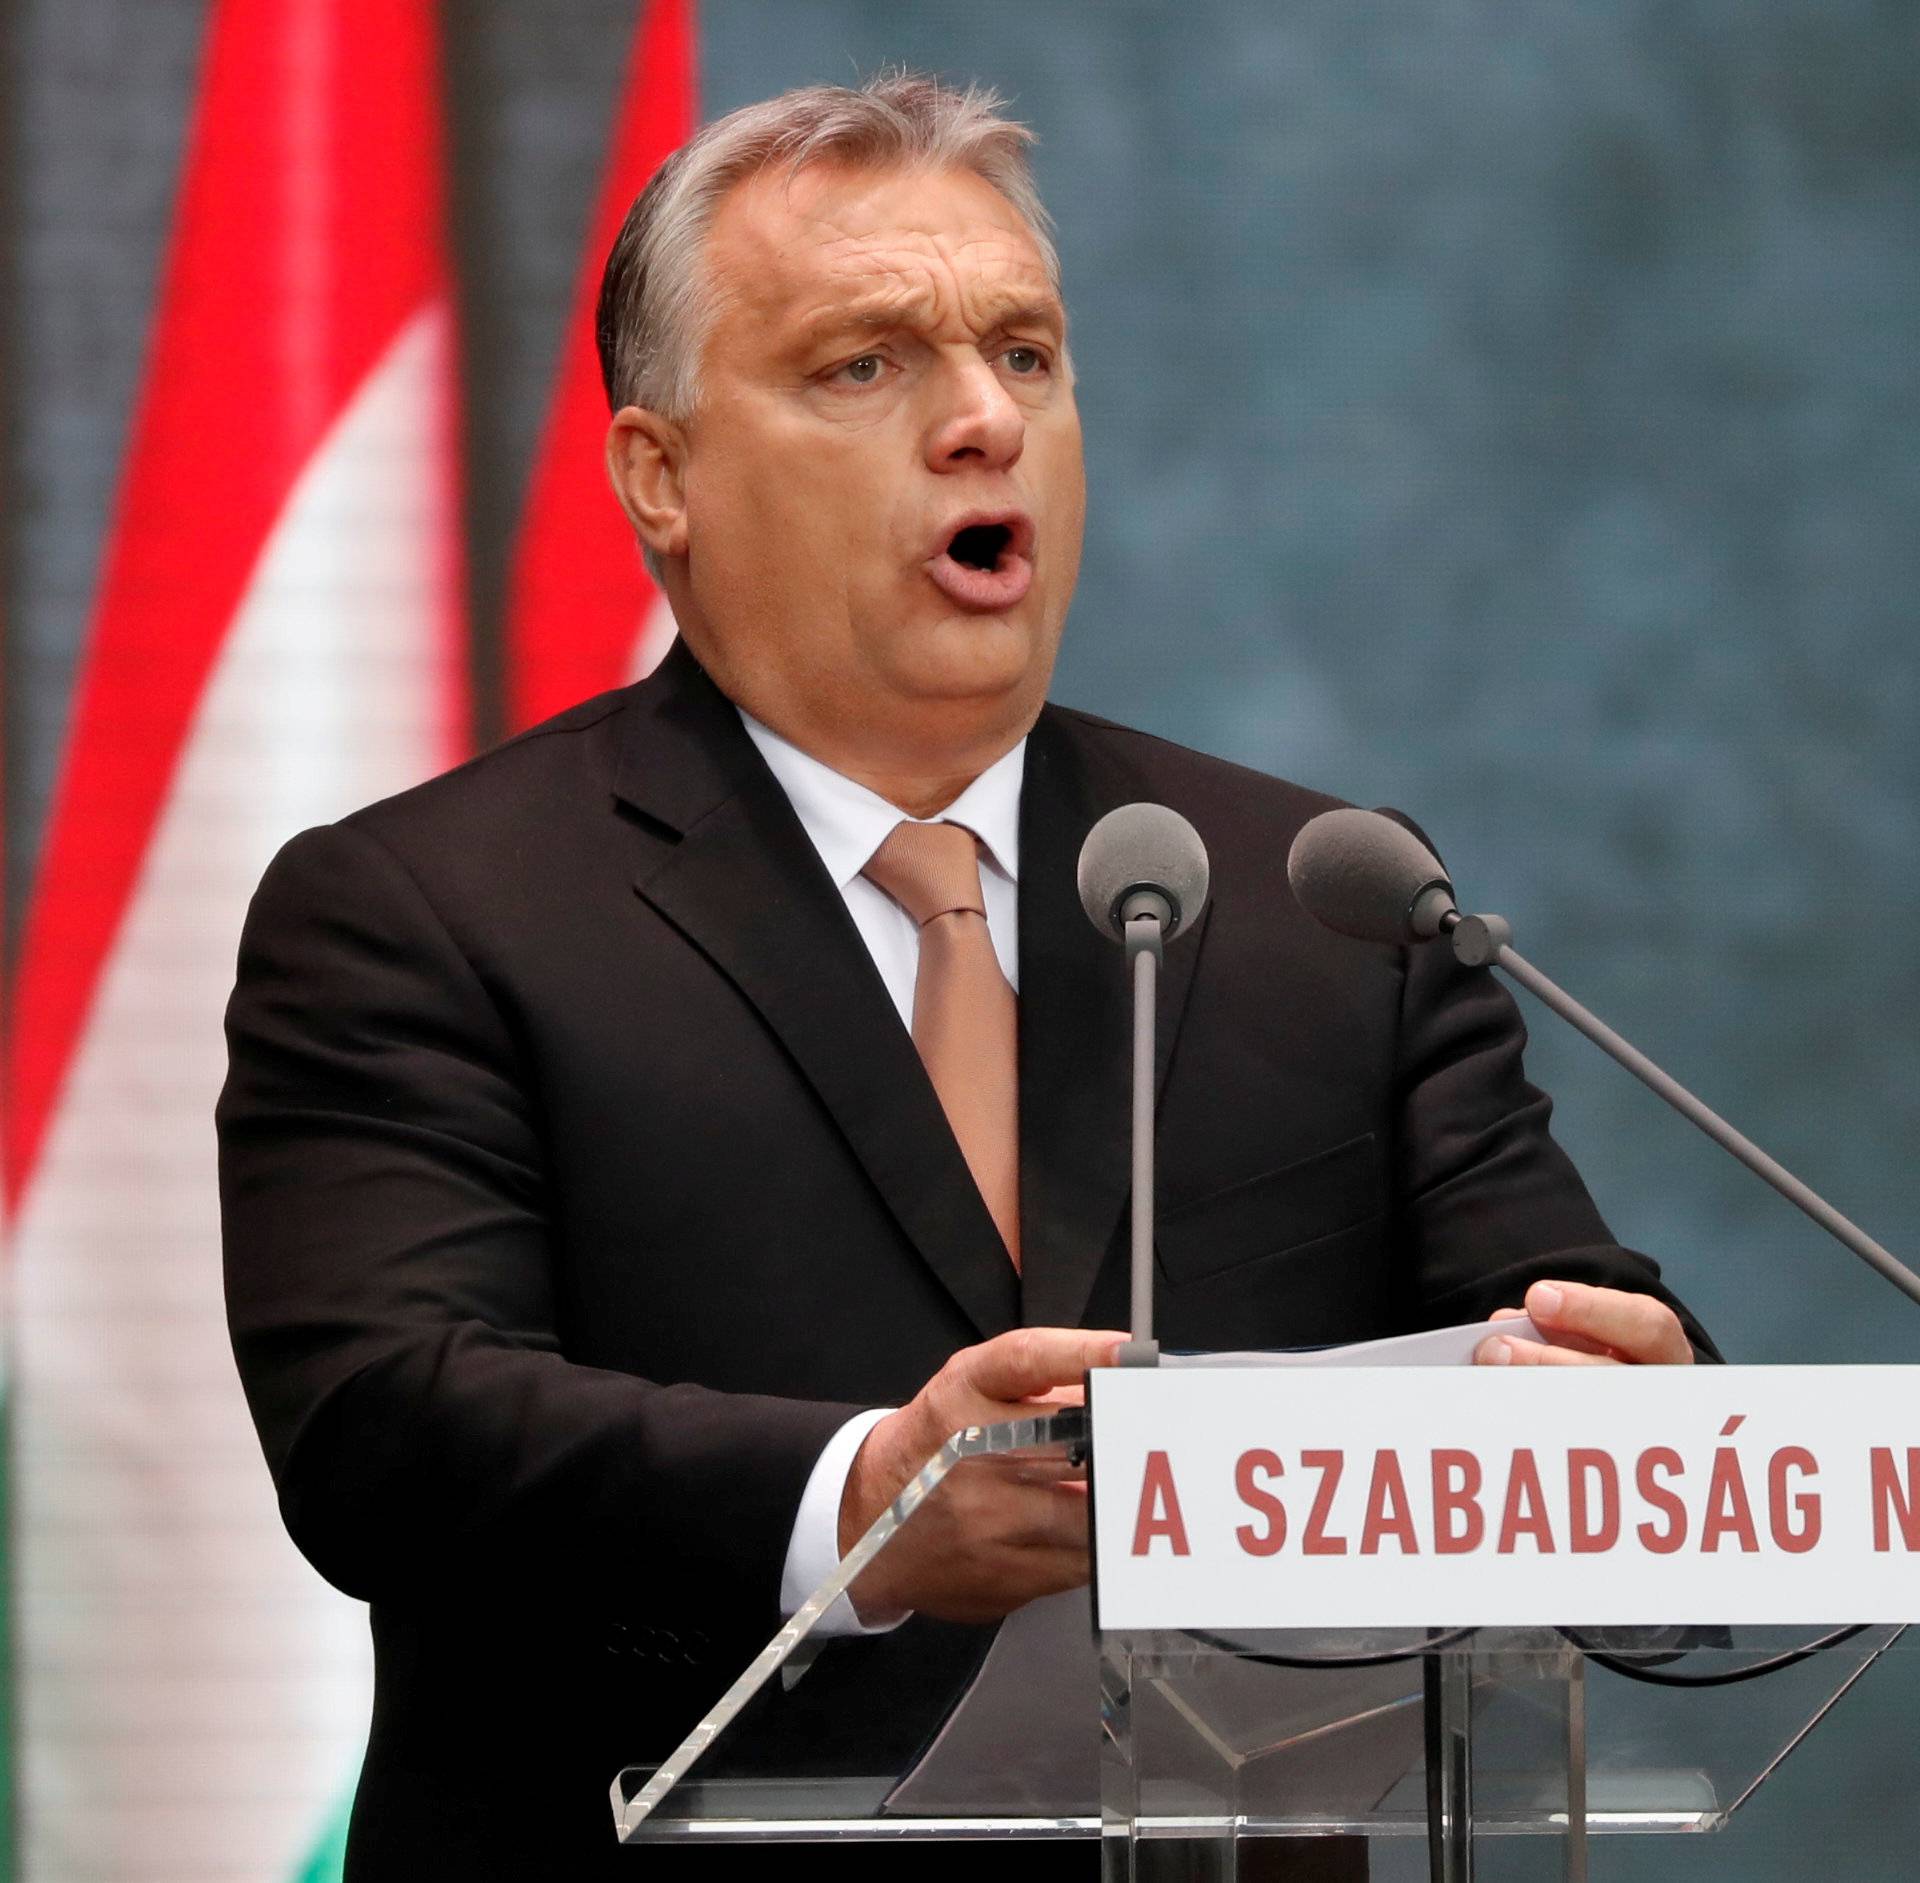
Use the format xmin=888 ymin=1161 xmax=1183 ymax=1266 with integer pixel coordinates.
xmin=5 ymin=0 xmax=1916 ymax=1874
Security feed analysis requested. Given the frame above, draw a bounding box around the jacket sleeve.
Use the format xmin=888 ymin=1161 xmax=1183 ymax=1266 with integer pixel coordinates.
xmin=218 ymin=819 xmax=863 ymax=1618
xmin=1390 ymin=916 xmax=1720 ymax=1358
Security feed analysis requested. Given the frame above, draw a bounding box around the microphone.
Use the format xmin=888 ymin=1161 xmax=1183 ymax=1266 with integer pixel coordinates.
xmin=1078 ymin=805 xmax=1211 ymax=1365
xmin=1286 ymin=805 xmax=1456 ymax=944
xmin=1078 ymin=802 xmax=1210 ymax=946
xmin=1286 ymin=806 xmax=1920 ymax=1310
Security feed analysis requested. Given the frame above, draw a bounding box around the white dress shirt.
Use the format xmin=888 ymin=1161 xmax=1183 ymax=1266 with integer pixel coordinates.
xmin=738 ymin=708 xmax=1025 ymax=1634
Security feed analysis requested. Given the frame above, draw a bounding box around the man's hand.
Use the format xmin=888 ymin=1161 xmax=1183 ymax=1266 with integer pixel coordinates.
xmin=838 ymin=1326 xmax=1127 ymax=1626
xmin=1475 ymin=1279 xmax=1695 ymax=1367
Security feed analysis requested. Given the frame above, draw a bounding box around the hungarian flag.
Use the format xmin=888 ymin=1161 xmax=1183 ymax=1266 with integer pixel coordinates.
xmin=506 ymin=0 xmax=697 ymax=731
xmin=3 ymin=3 xmax=467 ymax=1877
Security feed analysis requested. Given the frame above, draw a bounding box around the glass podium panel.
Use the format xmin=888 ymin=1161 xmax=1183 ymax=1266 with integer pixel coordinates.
xmin=610 ymin=1415 xmax=1910 ymax=1868
xmin=1098 ymin=1625 xmax=1905 ymax=1842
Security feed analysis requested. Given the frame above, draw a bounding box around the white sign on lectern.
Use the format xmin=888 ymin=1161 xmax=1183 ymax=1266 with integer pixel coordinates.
xmin=1089 ymin=1365 xmax=1920 ymax=1630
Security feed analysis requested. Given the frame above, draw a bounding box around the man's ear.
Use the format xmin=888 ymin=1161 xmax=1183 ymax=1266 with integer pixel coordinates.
xmin=606 ymin=406 xmax=689 ymax=559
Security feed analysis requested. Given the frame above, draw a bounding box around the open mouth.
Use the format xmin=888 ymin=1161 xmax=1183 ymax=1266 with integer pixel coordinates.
xmin=948 ymin=522 xmax=1014 ymax=573
xmin=925 ymin=513 xmax=1034 ymax=612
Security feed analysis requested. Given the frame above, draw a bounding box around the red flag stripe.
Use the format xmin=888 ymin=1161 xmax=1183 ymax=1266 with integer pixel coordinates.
xmin=506 ymin=0 xmax=697 ymax=732
xmin=4 ymin=0 xmax=461 ymax=1213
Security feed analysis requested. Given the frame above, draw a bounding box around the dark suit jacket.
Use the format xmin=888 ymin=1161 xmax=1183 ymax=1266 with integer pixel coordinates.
xmin=219 ymin=639 xmax=1706 ymax=1879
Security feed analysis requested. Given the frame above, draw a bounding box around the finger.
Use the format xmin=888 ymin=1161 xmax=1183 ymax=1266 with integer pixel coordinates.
xmin=975 ymin=1453 xmax=1085 ymax=1487
xmin=1536 ymin=1327 xmax=1617 ymax=1357
xmin=962 ymin=1544 xmax=1092 ymax=1613
xmin=961 ymin=1326 xmax=1129 ymax=1403
xmin=1487 ymin=1305 xmax=1609 ymax=1355
xmin=1028 ymin=1384 xmax=1087 ymax=1408
xmin=1525 ymin=1281 xmax=1693 ymax=1366
xmin=1002 ymin=1484 xmax=1095 ymax=1551
xmin=1005 ymin=1546 xmax=1094 ymax=1602
xmin=949 ymin=1475 xmax=1091 ymax=1551
xmin=1476 ymin=1333 xmax=1618 ymax=1368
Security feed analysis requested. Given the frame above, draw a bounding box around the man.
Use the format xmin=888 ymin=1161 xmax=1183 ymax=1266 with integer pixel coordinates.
xmin=220 ymin=75 xmax=1705 ymax=1881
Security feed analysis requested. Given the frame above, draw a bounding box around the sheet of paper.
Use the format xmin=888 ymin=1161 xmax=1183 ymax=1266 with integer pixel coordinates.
xmin=1163 ymin=1314 xmax=1544 ymax=1369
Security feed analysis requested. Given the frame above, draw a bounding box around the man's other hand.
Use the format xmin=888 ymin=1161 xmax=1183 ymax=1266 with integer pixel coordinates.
xmin=1474 ymin=1280 xmax=1695 ymax=1368
xmin=837 ymin=1326 xmax=1126 ymax=1626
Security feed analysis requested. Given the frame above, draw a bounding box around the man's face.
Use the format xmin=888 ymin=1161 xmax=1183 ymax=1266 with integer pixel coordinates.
xmin=648 ymin=160 xmax=1085 ymax=771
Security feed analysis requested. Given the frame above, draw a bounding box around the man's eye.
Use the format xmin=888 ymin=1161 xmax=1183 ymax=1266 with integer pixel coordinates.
xmin=1003 ymin=346 xmax=1046 ymax=376
xmin=841 ymin=355 xmax=884 ymax=384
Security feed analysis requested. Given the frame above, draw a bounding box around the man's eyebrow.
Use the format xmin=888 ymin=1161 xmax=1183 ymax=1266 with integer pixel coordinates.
xmin=794 ymin=294 xmax=1067 ymax=349
xmin=977 ymin=299 xmax=1068 ymax=339
xmin=793 ymin=298 xmax=926 ymax=347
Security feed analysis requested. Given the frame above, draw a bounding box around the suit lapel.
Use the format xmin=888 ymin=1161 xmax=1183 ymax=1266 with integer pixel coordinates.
xmin=1017 ymin=709 xmax=1211 ymax=1328
xmin=614 ymin=645 xmax=1021 ymax=1339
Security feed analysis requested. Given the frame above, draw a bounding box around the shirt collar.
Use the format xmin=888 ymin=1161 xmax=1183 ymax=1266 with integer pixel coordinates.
xmin=737 ymin=708 xmax=1025 ymax=889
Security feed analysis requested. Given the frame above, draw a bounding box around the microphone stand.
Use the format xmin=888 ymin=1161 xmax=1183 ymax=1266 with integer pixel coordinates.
xmin=1442 ymin=910 xmax=1920 ymax=1309
xmin=1119 ymin=896 xmax=1168 ymax=1367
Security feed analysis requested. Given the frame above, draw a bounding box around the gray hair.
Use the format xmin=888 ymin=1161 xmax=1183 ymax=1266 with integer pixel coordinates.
xmin=595 ymin=71 xmax=1062 ymax=423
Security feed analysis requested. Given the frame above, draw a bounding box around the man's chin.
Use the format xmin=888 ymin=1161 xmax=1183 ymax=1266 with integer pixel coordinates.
xmin=902 ymin=598 xmax=1059 ymax=679
xmin=886 ymin=607 xmax=1058 ymax=703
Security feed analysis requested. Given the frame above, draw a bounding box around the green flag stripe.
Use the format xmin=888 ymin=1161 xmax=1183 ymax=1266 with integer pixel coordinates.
xmin=292 ymin=1779 xmax=357 ymax=1883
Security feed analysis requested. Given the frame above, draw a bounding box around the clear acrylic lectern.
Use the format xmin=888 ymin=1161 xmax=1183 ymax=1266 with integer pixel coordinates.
xmin=610 ymin=1410 xmax=1907 ymax=1878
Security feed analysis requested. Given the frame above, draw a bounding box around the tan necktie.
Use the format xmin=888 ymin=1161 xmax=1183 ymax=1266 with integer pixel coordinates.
xmin=862 ymin=820 xmax=1021 ymax=1268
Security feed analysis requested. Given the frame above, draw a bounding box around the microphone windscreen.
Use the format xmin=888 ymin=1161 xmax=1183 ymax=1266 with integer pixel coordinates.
xmin=1287 ymin=807 xmax=1454 ymax=945
xmin=1078 ymin=803 xmax=1211 ymax=942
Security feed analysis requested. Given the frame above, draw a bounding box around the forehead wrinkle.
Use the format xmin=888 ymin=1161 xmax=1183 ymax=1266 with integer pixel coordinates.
xmin=923 ymin=230 xmax=1062 ymax=337
xmin=799 ymin=238 xmax=1061 ymax=350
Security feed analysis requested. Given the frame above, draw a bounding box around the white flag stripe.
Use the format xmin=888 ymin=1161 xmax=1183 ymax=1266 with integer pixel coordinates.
xmin=15 ymin=305 xmax=457 ymax=1883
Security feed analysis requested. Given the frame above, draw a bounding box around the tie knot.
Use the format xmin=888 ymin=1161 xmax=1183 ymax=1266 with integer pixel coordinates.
xmin=862 ymin=820 xmax=988 ymax=927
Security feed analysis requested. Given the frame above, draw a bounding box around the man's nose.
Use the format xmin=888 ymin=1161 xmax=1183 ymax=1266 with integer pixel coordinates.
xmin=924 ymin=356 xmax=1025 ymax=473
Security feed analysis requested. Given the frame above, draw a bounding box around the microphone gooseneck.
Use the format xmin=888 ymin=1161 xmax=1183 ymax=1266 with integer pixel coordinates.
xmin=1286 ymin=807 xmax=1920 ymax=1311
xmin=1077 ymin=805 xmax=1212 ymax=1366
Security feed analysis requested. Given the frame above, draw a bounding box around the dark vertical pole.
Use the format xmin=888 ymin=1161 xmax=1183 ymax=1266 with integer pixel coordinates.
xmin=1424 ymin=1640 xmax=1473 ymax=1882
xmin=1565 ymin=1652 xmax=1588 ymax=1883
xmin=1117 ymin=907 xmax=1163 ymax=1369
